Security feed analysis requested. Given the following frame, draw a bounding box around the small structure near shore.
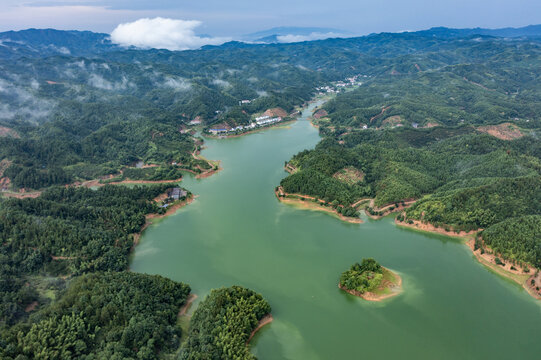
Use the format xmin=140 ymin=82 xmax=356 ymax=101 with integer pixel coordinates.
xmin=339 ymin=258 xmax=402 ymax=301
xmin=168 ymin=187 xmax=187 ymax=200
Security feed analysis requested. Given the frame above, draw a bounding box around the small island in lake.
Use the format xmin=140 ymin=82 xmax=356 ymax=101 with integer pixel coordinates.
xmin=339 ymin=258 xmax=402 ymax=301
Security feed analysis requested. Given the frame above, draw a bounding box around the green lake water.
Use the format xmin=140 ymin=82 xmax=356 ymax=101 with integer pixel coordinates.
xmin=131 ymin=102 xmax=541 ymax=359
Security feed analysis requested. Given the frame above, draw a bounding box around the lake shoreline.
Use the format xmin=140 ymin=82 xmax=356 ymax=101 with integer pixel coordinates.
xmin=247 ymin=314 xmax=273 ymax=344
xmin=275 ymin=187 xmax=363 ymax=224
xmin=132 ymin=194 xmax=196 ymax=249
xmin=395 ymin=217 xmax=480 ymax=237
xmin=203 ymin=119 xmax=297 ymax=139
xmin=178 ymin=293 xmax=198 ymax=317
xmin=466 ymin=239 xmax=540 ymax=300
xmin=395 ymin=217 xmax=540 ymax=300
xmin=364 ymin=199 xmax=417 ymax=219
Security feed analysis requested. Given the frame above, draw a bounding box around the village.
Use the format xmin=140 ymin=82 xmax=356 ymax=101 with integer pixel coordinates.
xmin=315 ymin=74 xmax=367 ymax=95
xmin=207 ymin=115 xmax=284 ymax=135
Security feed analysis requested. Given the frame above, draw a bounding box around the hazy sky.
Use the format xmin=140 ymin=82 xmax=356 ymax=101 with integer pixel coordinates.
xmin=0 ymin=0 xmax=539 ymax=36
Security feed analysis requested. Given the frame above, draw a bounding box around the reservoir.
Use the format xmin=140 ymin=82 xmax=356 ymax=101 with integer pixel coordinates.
xmin=130 ymin=102 xmax=541 ymax=359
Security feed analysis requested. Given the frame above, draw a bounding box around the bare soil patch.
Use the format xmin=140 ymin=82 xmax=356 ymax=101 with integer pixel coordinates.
xmin=313 ymin=109 xmax=328 ymax=119
xmin=466 ymin=239 xmax=540 ymax=299
xmin=178 ymin=294 xmax=198 ymax=316
xmin=247 ymin=314 xmax=273 ymax=343
xmin=382 ymin=115 xmax=403 ymax=127
xmin=284 ymin=163 xmax=298 ymax=174
xmin=366 ymin=200 xmax=417 ymax=219
xmin=263 ymin=107 xmax=288 ymax=118
xmin=477 ymin=123 xmax=525 ymax=140
xmin=0 ymin=126 xmax=20 ymax=138
xmin=333 ymin=167 xmax=364 ymax=184
xmin=370 ymin=106 xmax=390 ymax=123
xmin=25 ymin=301 xmax=39 ymax=313
xmin=395 ymin=217 xmax=480 ymax=237
xmin=276 ymin=187 xmax=362 ymax=224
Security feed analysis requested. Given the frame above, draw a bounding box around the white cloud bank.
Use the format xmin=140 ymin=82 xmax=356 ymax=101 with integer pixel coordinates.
xmin=110 ymin=17 xmax=230 ymax=51
xmin=276 ymin=32 xmax=343 ymax=43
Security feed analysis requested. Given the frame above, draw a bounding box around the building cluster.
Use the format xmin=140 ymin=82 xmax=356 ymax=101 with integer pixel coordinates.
xmin=315 ymin=74 xmax=368 ymax=95
xmin=208 ymin=116 xmax=283 ymax=135
xmin=255 ymin=115 xmax=282 ymax=126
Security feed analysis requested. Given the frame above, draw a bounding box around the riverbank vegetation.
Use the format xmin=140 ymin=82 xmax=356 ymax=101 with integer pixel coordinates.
xmin=180 ymin=286 xmax=271 ymax=360
xmin=339 ymin=258 xmax=402 ymax=301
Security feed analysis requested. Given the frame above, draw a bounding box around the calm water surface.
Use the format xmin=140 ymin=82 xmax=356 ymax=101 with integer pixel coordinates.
xmin=131 ymin=102 xmax=541 ymax=359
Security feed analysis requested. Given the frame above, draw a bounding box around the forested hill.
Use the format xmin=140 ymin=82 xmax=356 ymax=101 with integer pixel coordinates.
xmin=1 ymin=25 xmax=541 ymax=357
xmin=1 ymin=26 xmax=540 ymax=191
xmin=275 ymin=27 xmax=541 ymax=270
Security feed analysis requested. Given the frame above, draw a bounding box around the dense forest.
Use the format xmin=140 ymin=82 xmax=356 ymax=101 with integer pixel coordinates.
xmin=0 ymin=272 xmax=191 ymax=359
xmin=1 ymin=27 xmax=540 ymax=190
xmin=1 ymin=25 xmax=541 ymax=358
xmin=0 ymin=185 xmax=182 ymax=337
xmin=339 ymin=258 xmax=384 ymax=294
xmin=282 ymin=127 xmax=541 ymax=267
xmin=480 ymin=215 xmax=541 ymax=268
xmin=180 ymin=286 xmax=271 ymax=360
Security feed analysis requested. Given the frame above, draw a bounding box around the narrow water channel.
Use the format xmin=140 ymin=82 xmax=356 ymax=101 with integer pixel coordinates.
xmin=131 ymin=102 xmax=541 ymax=359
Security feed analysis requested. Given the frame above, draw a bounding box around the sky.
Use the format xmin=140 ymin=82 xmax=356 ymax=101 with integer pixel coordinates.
xmin=1 ymin=0 xmax=539 ymax=35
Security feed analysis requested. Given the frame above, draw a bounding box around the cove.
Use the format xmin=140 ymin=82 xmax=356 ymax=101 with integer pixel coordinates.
xmin=130 ymin=102 xmax=541 ymax=359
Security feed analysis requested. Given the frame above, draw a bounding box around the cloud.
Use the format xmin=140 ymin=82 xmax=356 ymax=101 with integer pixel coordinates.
xmin=276 ymin=32 xmax=343 ymax=43
xmin=110 ymin=17 xmax=230 ymax=50
xmin=163 ymin=77 xmax=191 ymax=91
xmin=87 ymin=74 xmax=133 ymax=91
xmin=0 ymin=78 xmax=55 ymax=121
xmin=211 ymin=79 xmax=230 ymax=88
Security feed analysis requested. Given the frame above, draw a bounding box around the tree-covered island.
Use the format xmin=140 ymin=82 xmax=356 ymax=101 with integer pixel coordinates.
xmin=339 ymin=258 xmax=402 ymax=301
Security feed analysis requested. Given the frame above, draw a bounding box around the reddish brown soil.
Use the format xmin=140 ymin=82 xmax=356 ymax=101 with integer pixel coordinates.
xmin=463 ymin=77 xmax=495 ymax=91
xmin=382 ymin=115 xmax=402 ymax=127
xmin=2 ymin=190 xmax=42 ymax=199
xmin=51 ymin=255 xmax=77 ymax=260
xmin=263 ymin=107 xmax=288 ymax=118
xmin=25 ymin=301 xmax=39 ymax=312
xmin=247 ymin=314 xmax=273 ymax=343
xmin=395 ymin=217 xmax=480 ymax=237
xmin=466 ymin=239 xmax=534 ymax=276
xmin=276 ymin=187 xmax=363 ymax=224
xmin=178 ymin=294 xmax=198 ymax=316
xmin=366 ymin=200 xmax=417 ymax=219
xmin=0 ymin=126 xmax=20 ymax=138
xmin=284 ymin=163 xmax=298 ymax=174
xmin=132 ymin=195 xmax=196 ymax=248
xmin=477 ymin=123 xmax=525 ymax=140
xmin=313 ymin=109 xmax=328 ymax=119
xmin=370 ymin=106 xmax=390 ymax=123
xmin=527 ymin=271 xmax=541 ymax=299
xmin=466 ymin=238 xmax=540 ymax=300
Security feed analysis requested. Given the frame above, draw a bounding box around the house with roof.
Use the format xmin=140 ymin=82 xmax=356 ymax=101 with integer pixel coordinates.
xmin=168 ymin=187 xmax=187 ymax=200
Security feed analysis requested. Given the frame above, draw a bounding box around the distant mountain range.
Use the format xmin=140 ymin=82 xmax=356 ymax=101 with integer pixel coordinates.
xmin=0 ymin=24 xmax=540 ymax=58
xmin=242 ymin=26 xmax=351 ymax=43
xmin=406 ymin=24 xmax=541 ymax=39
